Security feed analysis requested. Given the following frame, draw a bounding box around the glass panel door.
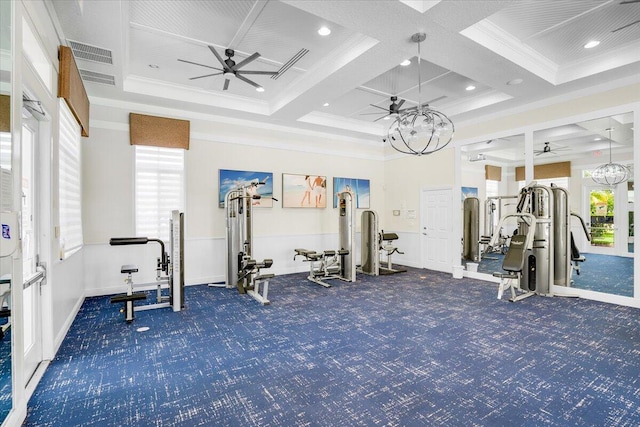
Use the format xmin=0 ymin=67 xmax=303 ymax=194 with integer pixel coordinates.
xmin=589 ymin=188 xmax=615 ymax=251
xmin=21 ymin=117 xmax=42 ymax=384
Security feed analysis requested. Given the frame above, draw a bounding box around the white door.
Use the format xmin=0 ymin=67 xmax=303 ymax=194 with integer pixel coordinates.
xmin=21 ymin=116 xmax=44 ymax=384
xmin=421 ymin=188 xmax=454 ymax=272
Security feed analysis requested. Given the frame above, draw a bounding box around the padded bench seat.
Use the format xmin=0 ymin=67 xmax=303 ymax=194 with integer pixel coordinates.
xmin=120 ymin=264 xmax=139 ymax=274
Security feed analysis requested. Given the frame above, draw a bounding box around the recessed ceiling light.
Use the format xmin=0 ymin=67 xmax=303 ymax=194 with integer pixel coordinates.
xmin=507 ymin=78 xmax=523 ymax=85
xmin=148 ymin=64 xmax=159 ymax=69
xmin=318 ymin=26 xmax=331 ymax=36
xmin=400 ymin=59 xmax=411 ymax=66
xmin=584 ymin=40 xmax=600 ymax=49
xmin=256 ymin=87 xmax=265 ymax=92
xmin=465 ymin=85 xmax=476 ymax=91
xmin=383 ymin=116 xmax=390 ymax=120
xmin=323 ymin=102 xmax=329 ymax=107
xmin=594 ymin=137 xmax=602 ymax=141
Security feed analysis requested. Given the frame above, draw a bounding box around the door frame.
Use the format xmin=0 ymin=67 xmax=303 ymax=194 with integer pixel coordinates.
xmin=583 ymin=183 xmax=629 ymax=256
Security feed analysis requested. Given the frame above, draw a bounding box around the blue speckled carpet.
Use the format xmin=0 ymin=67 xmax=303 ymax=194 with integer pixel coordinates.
xmin=25 ymin=268 xmax=640 ymax=426
xmin=0 ymin=326 xmax=10 ymax=422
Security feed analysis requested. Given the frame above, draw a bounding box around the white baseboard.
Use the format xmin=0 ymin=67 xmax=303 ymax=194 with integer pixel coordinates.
xmin=54 ymin=292 xmax=85 ymax=354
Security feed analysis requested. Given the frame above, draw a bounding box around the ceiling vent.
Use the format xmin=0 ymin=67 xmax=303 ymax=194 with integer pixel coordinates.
xmin=272 ymin=48 xmax=308 ymax=80
xmin=68 ymin=40 xmax=113 ymax=65
xmin=79 ymin=69 xmax=116 ymax=86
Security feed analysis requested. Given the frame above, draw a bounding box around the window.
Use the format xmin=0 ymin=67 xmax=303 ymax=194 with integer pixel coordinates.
xmin=58 ymin=99 xmax=83 ymax=257
xmin=135 ymin=146 xmax=184 ymax=241
xmin=486 ymin=180 xmax=499 ymax=198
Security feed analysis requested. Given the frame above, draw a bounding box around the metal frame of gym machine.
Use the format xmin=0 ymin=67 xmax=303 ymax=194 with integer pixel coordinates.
xmin=221 ymin=185 xmax=275 ymax=305
xmin=293 ymin=191 xmax=356 ymax=287
xmin=109 ymin=210 xmax=185 ymax=320
xmin=489 ymin=182 xmax=575 ymax=301
xmin=360 ymin=210 xmax=406 ymax=275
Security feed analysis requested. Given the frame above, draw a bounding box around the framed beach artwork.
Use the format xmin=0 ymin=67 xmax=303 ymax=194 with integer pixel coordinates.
xmin=333 ymin=177 xmax=370 ymax=209
xmin=218 ymin=169 xmax=274 ymax=208
xmin=282 ymin=173 xmax=327 ymax=208
xmin=461 ymin=186 xmax=478 ymax=201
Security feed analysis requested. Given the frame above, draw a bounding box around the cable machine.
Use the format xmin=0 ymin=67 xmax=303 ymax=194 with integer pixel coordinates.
xmin=294 ymin=191 xmax=356 ymax=286
xmin=489 ymin=182 xmax=573 ymax=301
xmin=222 ymin=184 xmax=275 ymax=305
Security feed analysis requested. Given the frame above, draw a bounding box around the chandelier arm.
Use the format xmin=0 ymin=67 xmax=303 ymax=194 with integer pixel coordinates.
xmin=385 ymin=32 xmax=453 ymax=156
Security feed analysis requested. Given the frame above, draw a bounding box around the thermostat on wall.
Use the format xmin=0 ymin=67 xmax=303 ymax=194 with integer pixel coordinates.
xmin=393 ymin=210 xmax=400 ymax=216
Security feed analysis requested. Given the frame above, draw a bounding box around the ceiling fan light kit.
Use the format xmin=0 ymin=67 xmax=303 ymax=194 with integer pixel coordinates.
xmin=591 ymin=127 xmax=631 ymax=186
xmin=386 ymin=33 xmax=454 ymax=156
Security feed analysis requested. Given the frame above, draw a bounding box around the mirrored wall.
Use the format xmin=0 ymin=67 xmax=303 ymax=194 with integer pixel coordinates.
xmin=460 ymin=134 xmax=524 ymax=275
xmin=459 ymin=111 xmax=634 ymax=300
xmin=533 ymin=113 xmax=634 ymax=298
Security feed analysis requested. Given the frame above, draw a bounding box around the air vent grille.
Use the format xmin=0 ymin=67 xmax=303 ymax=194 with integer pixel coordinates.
xmin=272 ymin=48 xmax=308 ymax=80
xmin=68 ymin=40 xmax=113 ymax=65
xmin=79 ymin=69 xmax=115 ymax=86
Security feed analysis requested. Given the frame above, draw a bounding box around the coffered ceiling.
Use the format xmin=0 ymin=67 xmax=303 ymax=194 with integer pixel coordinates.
xmin=51 ymin=0 xmax=640 ymax=143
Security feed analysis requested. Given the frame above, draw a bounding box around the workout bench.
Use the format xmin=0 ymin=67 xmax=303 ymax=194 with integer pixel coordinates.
xmin=238 ymin=258 xmax=275 ymax=305
xmin=110 ymin=264 xmax=147 ymax=323
xmin=379 ymin=232 xmax=407 ymax=274
xmin=294 ymin=248 xmax=350 ymax=287
xmin=492 ymin=234 xmax=534 ymax=302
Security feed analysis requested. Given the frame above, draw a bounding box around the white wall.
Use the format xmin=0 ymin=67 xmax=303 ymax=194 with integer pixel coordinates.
xmin=82 ymin=105 xmax=386 ymax=294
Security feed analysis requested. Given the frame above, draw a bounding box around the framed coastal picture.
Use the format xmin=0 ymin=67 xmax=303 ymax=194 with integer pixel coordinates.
xmin=218 ymin=169 xmax=274 ymax=208
xmin=282 ymin=173 xmax=327 ymax=208
xmin=461 ymin=186 xmax=478 ymax=201
xmin=333 ymin=177 xmax=370 ymax=209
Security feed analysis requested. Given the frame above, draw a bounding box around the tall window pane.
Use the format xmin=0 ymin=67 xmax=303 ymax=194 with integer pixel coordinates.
xmin=135 ymin=146 xmax=184 ymax=241
xmin=59 ymin=99 xmax=83 ymax=257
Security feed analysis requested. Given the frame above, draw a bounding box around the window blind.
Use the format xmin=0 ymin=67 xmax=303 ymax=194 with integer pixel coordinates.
xmin=135 ymin=146 xmax=184 ymax=241
xmin=59 ymin=99 xmax=83 ymax=257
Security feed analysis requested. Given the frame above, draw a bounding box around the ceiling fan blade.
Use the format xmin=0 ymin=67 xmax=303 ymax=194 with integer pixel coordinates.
xmin=233 ymin=52 xmax=261 ymax=70
xmin=236 ymin=70 xmax=278 ymax=75
xmin=236 ymin=74 xmax=261 ymax=89
xmin=178 ymin=59 xmax=223 ymax=71
xmin=620 ymin=0 xmax=640 ymax=4
xmin=396 ymin=99 xmax=406 ymax=109
xmin=223 ymin=79 xmax=230 ymax=90
xmin=374 ymin=114 xmax=391 ymax=122
xmin=189 ymin=72 xmax=223 ymax=80
xmin=208 ymin=45 xmax=228 ymax=69
xmin=612 ymin=19 xmax=640 ymax=33
xmin=369 ymin=104 xmax=390 ymax=112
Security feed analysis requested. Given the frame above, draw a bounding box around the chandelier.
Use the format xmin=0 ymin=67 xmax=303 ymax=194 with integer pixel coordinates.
xmin=386 ymin=33 xmax=454 ymax=156
xmin=591 ymin=127 xmax=630 ymax=186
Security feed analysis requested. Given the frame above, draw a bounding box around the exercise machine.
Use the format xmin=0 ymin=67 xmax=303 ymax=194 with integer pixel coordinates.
xmin=109 ymin=210 xmax=184 ymax=322
xmin=222 ymin=184 xmax=275 ymax=305
xmin=294 ymin=191 xmax=356 ymax=287
xmin=360 ymin=210 xmax=406 ymax=275
xmin=490 ymin=213 xmax=537 ymax=301
xmin=570 ymin=212 xmax=590 ymax=280
xmin=489 ymin=182 xmax=574 ymax=301
xmin=479 ymin=195 xmax=518 ymax=259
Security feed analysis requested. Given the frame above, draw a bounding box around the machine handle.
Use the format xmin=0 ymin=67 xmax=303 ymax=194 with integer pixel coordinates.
xmin=109 ymin=237 xmax=149 ymax=245
xmin=570 ymin=212 xmax=591 ymax=242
